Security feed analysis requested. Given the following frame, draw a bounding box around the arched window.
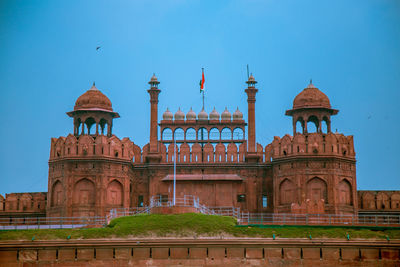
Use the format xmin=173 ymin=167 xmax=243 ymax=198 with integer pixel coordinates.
xmin=174 ymin=128 xmax=185 ymax=140
xmin=233 ymin=128 xmax=244 ymax=140
xmin=185 ymin=128 xmax=196 ymax=140
xmin=198 ymin=127 xmax=208 ymax=141
xmin=99 ymin=118 xmax=107 ymax=135
xmin=295 ymin=117 xmax=304 ymax=134
xmin=85 ymin=117 xmax=96 ymax=135
xmin=307 ymin=116 xmax=319 ymax=133
xmin=209 ymin=128 xmax=220 ymax=140
xmin=162 ymin=128 xmax=173 ymax=141
xmin=221 ymin=128 xmax=232 ymax=140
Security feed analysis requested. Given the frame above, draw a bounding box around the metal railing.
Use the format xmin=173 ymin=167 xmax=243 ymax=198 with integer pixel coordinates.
xmin=239 ymin=213 xmax=400 ymax=227
xmin=107 ymin=195 xmax=241 ymax=222
xmin=0 ymin=216 xmax=106 ymax=230
xmin=3 ymin=195 xmax=400 ymax=230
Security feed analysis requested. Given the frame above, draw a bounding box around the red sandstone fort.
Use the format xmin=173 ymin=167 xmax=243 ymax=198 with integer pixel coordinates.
xmin=0 ymin=75 xmax=399 ymax=219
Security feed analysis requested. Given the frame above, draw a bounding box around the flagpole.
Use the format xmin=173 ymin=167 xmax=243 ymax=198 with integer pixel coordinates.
xmin=202 ymin=68 xmax=205 ymax=109
xmin=173 ymin=135 xmax=176 ymax=206
xmin=202 ymin=90 xmax=204 ymax=110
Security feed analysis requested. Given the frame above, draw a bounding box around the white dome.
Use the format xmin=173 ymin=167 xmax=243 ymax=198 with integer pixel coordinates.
xmin=174 ymin=108 xmax=185 ymax=120
xmin=198 ymin=108 xmax=208 ymax=120
xmin=221 ymin=107 xmax=231 ymax=121
xmin=186 ymin=107 xmax=196 ymax=120
xmin=233 ymin=107 xmax=243 ymax=120
xmin=162 ymin=108 xmax=173 ymax=120
xmin=209 ymin=107 xmax=220 ymax=120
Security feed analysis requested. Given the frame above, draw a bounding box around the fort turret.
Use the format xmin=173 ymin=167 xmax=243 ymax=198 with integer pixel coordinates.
xmin=272 ymin=81 xmax=357 ymax=215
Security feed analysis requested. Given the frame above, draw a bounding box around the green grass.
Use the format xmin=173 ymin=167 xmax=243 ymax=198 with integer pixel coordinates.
xmin=0 ymin=213 xmax=399 ymax=241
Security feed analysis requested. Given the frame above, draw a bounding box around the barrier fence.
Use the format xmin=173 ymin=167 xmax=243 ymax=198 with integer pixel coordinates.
xmin=239 ymin=213 xmax=400 ymax=227
xmin=0 ymin=216 xmax=106 ymax=230
xmin=1 ymin=195 xmax=400 ymax=230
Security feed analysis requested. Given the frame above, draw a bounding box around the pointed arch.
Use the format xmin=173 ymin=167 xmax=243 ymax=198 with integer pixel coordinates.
xmin=362 ymin=192 xmax=376 ymax=209
xmin=279 ymin=179 xmax=297 ymax=205
xmin=73 ymin=178 xmax=95 ymax=205
xmin=306 ymin=177 xmax=327 ymax=203
xmin=51 ymin=180 xmax=64 ymax=207
xmin=338 ymin=179 xmax=352 ymax=205
xmin=106 ymin=180 xmax=123 ymax=206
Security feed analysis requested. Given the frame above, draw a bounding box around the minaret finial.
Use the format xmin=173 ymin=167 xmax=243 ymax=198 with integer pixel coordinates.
xmin=93 ymin=81 xmax=95 ymax=86
xmin=310 ymin=78 xmax=312 ymax=84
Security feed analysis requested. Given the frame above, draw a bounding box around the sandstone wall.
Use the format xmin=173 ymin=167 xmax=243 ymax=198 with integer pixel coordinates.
xmin=0 ymin=238 xmax=398 ymax=266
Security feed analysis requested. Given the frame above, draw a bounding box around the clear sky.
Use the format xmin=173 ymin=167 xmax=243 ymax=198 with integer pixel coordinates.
xmin=0 ymin=0 xmax=399 ymax=196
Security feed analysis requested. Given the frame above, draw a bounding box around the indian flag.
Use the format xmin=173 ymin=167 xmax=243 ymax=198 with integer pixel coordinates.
xmin=199 ymin=68 xmax=205 ymax=93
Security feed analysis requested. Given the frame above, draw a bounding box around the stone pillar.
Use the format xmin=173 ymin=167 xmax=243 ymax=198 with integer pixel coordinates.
xmin=245 ymin=76 xmax=258 ymax=153
xmin=148 ymin=84 xmax=160 ymax=152
xmin=146 ymin=75 xmax=162 ymax=163
xmin=245 ymin=75 xmax=260 ymax=163
xmin=292 ymin=119 xmax=296 ymax=136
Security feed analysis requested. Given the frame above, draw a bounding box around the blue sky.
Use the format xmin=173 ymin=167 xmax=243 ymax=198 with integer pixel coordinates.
xmin=0 ymin=0 xmax=399 ymax=195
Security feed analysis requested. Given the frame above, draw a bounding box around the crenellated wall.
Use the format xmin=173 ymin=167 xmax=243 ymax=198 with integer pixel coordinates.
xmin=270 ymin=132 xmax=357 ymax=215
xmin=358 ymin=191 xmax=400 ymax=211
xmin=50 ymin=134 xmax=142 ymax=162
xmin=0 ymin=192 xmax=46 ymax=215
xmin=267 ymin=132 xmax=355 ymax=161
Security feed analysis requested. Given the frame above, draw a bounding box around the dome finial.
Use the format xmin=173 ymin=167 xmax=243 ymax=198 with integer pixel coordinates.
xmin=307 ymin=79 xmax=315 ymax=89
xmin=90 ymin=82 xmax=98 ymax=91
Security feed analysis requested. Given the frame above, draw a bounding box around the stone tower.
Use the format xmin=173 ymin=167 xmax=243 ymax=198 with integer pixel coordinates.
xmin=47 ymin=84 xmax=136 ymax=217
xmin=271 ymin=81 xmax=358 ymax=215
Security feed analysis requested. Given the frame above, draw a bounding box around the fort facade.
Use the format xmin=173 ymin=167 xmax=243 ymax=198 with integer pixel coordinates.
xmin=0 ymin=75 xmax=398 ymax=218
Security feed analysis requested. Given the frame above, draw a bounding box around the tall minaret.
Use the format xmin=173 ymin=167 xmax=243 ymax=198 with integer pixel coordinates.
xmin=245 ymin=74 xmax=260 ymax=162
xmin=146 ymin=74 xmax=162 ymax=163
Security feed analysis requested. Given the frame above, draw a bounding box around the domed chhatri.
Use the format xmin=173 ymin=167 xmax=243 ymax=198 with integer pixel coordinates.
xmin=209 ymin=107 xmax=220 ymax=120
xmin=221 ymin=107 xmax=232 ymax=121
xmin=74 ymin=83 xmax=113 ymax=112
xmin=233 ymin=107 xmax=243 ymax=120
xmin=162 ymin=108 xmax=173 ymax=120
xmin=292 ymin=81 xmax=331 ymax=109
xmin=174 ymin=108 xmax=185 ymax=120
xmin=198 ymin=108 xmax=208 ymax=120
xmin=286 ymin=81 xmax=338 ymax=135
xmin=186 ymin=107 xmax=196 ymax=121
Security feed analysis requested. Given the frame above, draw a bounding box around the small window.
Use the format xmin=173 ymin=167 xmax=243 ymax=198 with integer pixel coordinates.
xmin=237 ymin=194 xmax=246 ymax=203
xmin=262 ymin=195 xmax=268 ymax=208
xmin=138 ymin=195 xmax=144 ymax=207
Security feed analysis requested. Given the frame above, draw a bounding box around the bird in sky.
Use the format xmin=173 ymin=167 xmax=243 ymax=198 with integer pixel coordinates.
xmin=96 ymin=46 xmax=101 ymax=51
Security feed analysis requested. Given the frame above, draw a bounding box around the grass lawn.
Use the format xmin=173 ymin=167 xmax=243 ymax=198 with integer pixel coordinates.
xmin=0 ymin=213 xmax=399 ymax=241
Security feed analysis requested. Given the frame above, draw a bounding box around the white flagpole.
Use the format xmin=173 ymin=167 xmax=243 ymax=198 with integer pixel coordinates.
xmin=173 ymin=134 xmax=176 ymax=206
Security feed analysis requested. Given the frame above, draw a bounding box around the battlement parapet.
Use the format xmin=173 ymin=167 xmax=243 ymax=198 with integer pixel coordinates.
xmin=358 ymin=190 xmax=400 ymax=211
xmin=0 ymin=192 xmax=46 ymax=213
xmin=50 ymin=134 xmax=142 ymax=163
xmin=266 ymin=132 xmax=355 ymax=162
